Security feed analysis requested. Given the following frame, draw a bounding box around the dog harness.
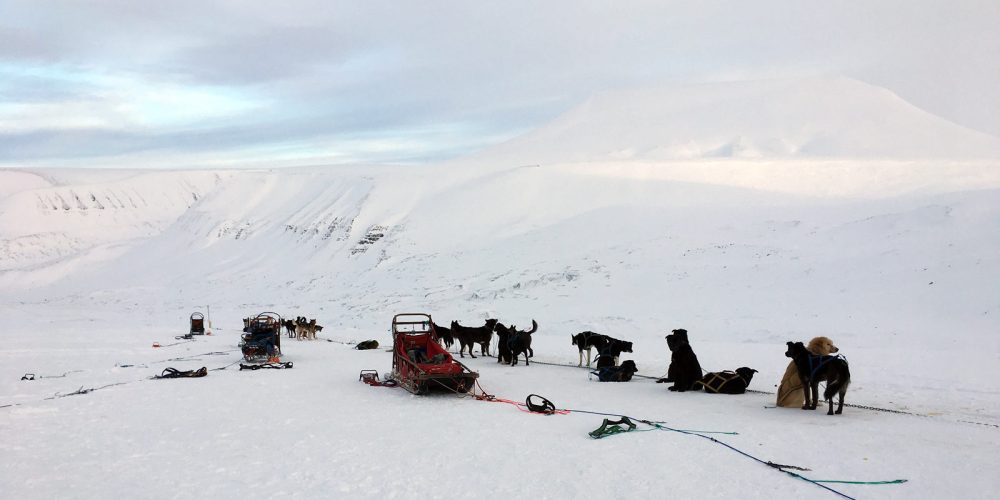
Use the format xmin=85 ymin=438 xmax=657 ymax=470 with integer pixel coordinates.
xmin=807 ymin=354 xmax=846 ymax=379
xmin=589 ymin=416 xmax=638 ymax=439
xmin=525 ymin=394 xmax=557 ymax=414
xmin=239 ymin=361 xmax=293 ymax=370
xmin=695 ymin=371 xmax=748 ymax=393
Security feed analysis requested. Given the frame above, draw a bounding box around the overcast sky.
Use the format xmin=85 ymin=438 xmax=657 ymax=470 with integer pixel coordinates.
xmin=1 ymin=1 xmax=997 ymax=168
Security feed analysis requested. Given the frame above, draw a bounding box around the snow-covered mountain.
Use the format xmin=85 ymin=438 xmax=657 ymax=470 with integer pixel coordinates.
xmin=3 ymin=159 xmax=998 ymax=350
xmin=470 ymin=77 xmax=1000 ymax=165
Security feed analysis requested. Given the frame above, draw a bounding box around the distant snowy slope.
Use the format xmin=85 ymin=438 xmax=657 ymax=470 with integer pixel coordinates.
xmin=0 ymin=170 xmax=225 ymax=277
xmin=3 ymin=161 xmax=997 ymax=358
xmin=472 ymin=77 xmax=1000 ymax=165
xmin=0 ymin=169 xmax=52 ymax=200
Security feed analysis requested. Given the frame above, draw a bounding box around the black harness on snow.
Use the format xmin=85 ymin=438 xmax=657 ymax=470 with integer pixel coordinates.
xmin=154 ymin=367 xmax=208 ymax=379
xmin=239 ymin=362 xmax=294 ymax=370
xmin=695 ymin=371 xmax=749 ymax=393
xmin=525 ymin=394 xmax=556 ymax=414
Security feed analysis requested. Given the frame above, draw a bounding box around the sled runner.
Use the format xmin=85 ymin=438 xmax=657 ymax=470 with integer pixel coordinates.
xmin=391 ymin=313 xmax=478 ymax=395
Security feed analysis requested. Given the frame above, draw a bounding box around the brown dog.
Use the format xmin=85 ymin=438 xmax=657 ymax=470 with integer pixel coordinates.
xmin=776 ymin=336 xmax=838 ymax=407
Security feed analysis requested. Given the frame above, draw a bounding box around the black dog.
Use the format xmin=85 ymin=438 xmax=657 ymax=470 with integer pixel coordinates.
xmin=602 ymin=337 xmax=633 ymax=365
xmin=433 ymin=322 xmax=454 ymax=349
xmin=657 ymin=328 xmax=702 ymax=392
xmin=785 ymin=341 xmax=851 ymax=415
xmin=508 ymin=320 xmax=538 ymax=366
xmin=495 ymin=322 xmax=513 ymax=364
xmin=355 ymin=340 xmax=379 ymax=350
xmin=595 ymin=351 xmax=615 ymax=369
xmin=571 ymin=331 xmax=609 ymax=367
xmin=451 ymin=319 xmax=498 ymax=358
xmin=281 ymin=319 xmax=296 ymax=336
xmin=696 ymin=367 xmax=758 ymax=394
xmin=594 ymin=360 xmax=638 ymax=382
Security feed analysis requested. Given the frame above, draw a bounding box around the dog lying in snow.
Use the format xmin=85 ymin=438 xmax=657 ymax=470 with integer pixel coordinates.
xmin=776 ymin=336 xmax=838 ymax=407
xmin=593 ymin=360 xmax=638 ymax=382
xmin=696 ymin=367 xmax=758 ymax=394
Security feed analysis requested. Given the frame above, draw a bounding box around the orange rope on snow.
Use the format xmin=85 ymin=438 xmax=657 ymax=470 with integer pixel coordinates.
xmin=471 ymin=380 xmax=570 ymax=415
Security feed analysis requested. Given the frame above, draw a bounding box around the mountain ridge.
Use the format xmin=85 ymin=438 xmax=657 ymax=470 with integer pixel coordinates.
xmin=468 ymin=77 xmax=1000 ymax=165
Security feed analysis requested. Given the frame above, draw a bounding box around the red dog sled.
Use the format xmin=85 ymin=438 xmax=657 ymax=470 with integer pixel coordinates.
xmin=391 ymin=313 xmax=478 ymax=395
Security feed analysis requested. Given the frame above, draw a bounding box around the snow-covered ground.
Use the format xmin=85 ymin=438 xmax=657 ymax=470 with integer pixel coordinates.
xmin=2 ymin=79 xmax=1000 ymax=498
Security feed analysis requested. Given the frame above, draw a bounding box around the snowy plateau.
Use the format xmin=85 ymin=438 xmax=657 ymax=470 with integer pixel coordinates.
xmin=2 ymin=78 xmax=999 ymax=499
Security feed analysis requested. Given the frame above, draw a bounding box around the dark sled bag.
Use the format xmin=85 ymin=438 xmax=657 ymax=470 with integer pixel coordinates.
xmin=355 ymin=340 xmax=380 ymax=350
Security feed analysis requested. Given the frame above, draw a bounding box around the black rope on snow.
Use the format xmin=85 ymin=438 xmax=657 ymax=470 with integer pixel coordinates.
xmin=956 ymin=420 xmax=1000 ymax=429
xmin=7 ymin=352 xmax=276 ymax=407
xmin=157 ymin=339 xmax=196 ymax=348
xmin=750 ymin=388 xmax=961 ymax=420
xmin=211 ymin=359 xmax=244 ymax=371
xmin=153 ymin=367 xmax=208 ymax=379
xmin=19 ymin=370 xmax=85 ymax=381
xmin=152 ymin=350 xmax=239 ymax=365
xmin=239 ymin=362 xmax=293 ymax=371
xmin=45 ymin=382 xmax=131 ymax=400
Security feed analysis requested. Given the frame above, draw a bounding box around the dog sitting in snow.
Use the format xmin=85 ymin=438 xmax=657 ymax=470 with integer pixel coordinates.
xmin=776 ymin=336 xmax=838 ymax=407
xmin=784 ymin=341 xmax=851 ymax=415
xmin=696 ymin=367 xmax=758 ymax=394
xmin=572 ymin=331 xmax=609 ymax=367
xmin=657 ymin=328 xmax=703 ymax=392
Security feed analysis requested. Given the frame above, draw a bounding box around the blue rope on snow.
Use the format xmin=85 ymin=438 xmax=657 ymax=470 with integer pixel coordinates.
xmin=565 ymin=407 xmax=900 ymax=500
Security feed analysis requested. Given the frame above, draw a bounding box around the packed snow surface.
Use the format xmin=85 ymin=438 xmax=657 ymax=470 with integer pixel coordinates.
xmin=2 ymin=157 xmax=999 ymax=499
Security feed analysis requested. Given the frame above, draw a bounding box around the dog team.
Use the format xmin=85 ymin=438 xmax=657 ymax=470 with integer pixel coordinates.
xmin=275 ymin=311 xmax=850 ymax=415
xmin=433 ymin=319 xmax=539 ymax=366
xmin=283 ymin=316 xmax=324 ymax=340
xmin=573 ymin=327 xmax=850 ymax=415
xmin=438 ymin=318 xmax=851 ymax=416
